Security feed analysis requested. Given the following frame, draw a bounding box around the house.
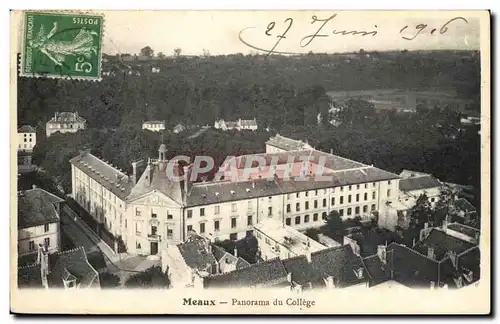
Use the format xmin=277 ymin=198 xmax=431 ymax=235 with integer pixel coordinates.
xmin=142 ymin=120 xmax=166 ymax=132
xmin=18 ymin=245 xmax=100 ymax=289
xmin=363 ymin=222 xmax=480 ymax=289
xmin=172 ymin=124 xmax=185 ymax=134
xmin=265 ymin=134 xmax=313 ymax=153
xmin=214 ymin=118 xmax=258 ymax=131
xmin=17 ymin=125 xmax=36 ymax=152
xmin=253 ymin=218 xmax=327 ymax=261
xmin=398 ymin=170 xmax=443 ymax=207
xmin=161 ymin=233 xmax=250 ymax=288
xmin=452 ymin=198 xmax=477 ymax=223
xmin=17 ymin=186 xmax=64 ymax=255
xmin=46 ymin=112 xmax=86 ymax=137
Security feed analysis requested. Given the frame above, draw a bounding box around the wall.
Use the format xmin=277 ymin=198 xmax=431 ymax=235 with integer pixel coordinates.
xmin=18 ymin=222 xmax=60 ymax=254
xmin=17 ymin=132 xmax=36 ymax=151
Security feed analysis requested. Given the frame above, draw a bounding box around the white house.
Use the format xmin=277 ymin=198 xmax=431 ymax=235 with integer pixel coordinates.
xmin=142 ymin=120 xmax=166 ymax=132
xmin=17 ymin=187 xmax=64 ymax=255
xmin=214 ymin=118 xmax=258 ymax=131
xmin=17 ymin=125 xmax=36 ymax=152
xmin=46 ymin=112 xmax=86 ymax=137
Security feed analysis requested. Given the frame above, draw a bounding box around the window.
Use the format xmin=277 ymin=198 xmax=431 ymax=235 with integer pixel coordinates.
xmin=286 ymin=218 xmax=291 ymax=226
xmin=322 ymin=212 xmax=327 ymax=220
xmin=340 ymin=187 xmax=344 ymax=192
xmin=200 ymin=208 xmax=205 ymax=217
xmin=28 ymin=241 xmax=35 ymax=251
xmin=247 ymin=216 xmax=253 ymax=226
xmin=355 ymin=206 xmax=360 ymax=215
xmin=231 ymin=218 xmax=237 ymax=228
xmin=356 ymin=194 xmax=359 ymax=202
xmin=187 ymin=225 xmax=193 ymax=232
xmin=215 ymin=205 xmax=220 ymax=214
xmin=287 ymin=204 xmax=291 ymax=213
xmin=363 ymin=205 xmax=368 ymax=213
xmin=388 ymin=180 xmax=392 ymax=185
xmin=135 ymin=209 xmax=141 ymax=216
xmin=267 ymin=207 xmax=272 ymax=216
xmin=135 ymin=222 xmax=141 ymax=235
xmin=365 ymin=184 xmax=368 ymax=189
xmin=313 ymin=213 xmax=318 ymax=221
xmin=387 ymin=189 xmax=391 ymax=197
xmin=44 ymin=237 xmax=50 ymax=247
xmin=24 ymin=138 xmax=27 ymax=142
xmin=372 ymin=191 xmax=376 ymax=200
xmin=231 ymin=204 xmax=237 ymax=212
xmin=305 ymin=191 xmax=309 ymax=197
xmin=167 ymin=229 xmax=173 ymax=237
xmin=356 ymin=184 xmax=360 ymax=190
xmin=44 ymin=224 xmax=50 ymax=232
xmin=349 ymin=185 xmax=352 ymax=191
xmin=125 ymin=220 xmax=127 ymax=229
xmin=167 ymin=213 xmax=173 ymax=220
xmin=230 ymin=233 xmax=238 ymax=241
xmin=136 ymin=242 xmax=141 ymax=250
xmin=214 ymin=220 xmax=220 ymax=231
xmin=321 ymin=199 xmax=325 ymax=207
xmin=151 ymin=225 xmax=157 ymax=235
xmin=340 ymin=196 xmax=344 ymax=204
xmin=305 ymin=201 xmax=309 ymax=210
xmin=304 ymin=215 xmax=310 ymax=223
xmin=348 ymin=195 xmax=352 ymax=203
xmin=200 ymin=223 xmax=205 ymax=233
xmin=331 ymin=197 xmax=335 ymax=206
xmin=364 ymin=193 xmax=368 ymax=201
xmin=248 ymin=201 xmax=253 ymax=211
xmin=296 ymin=193 xmax=300 ymax=198
xmin=431 ymin=198 xmax=435 ymax=203
xmin=347 ymin=208 xmax=352 ymax=216
xmin=373 ymin=182 xmax=376 ymax=187
xmin=246 ymin=230 xmax=254 ymax=237
xmin=187 ymin=210 xmax=193 ymax=218
xmin=296 ymin=203 xmax=300 ymax=212
xmin=339 ymin=209 xmax=344 ymax=217
xmin=315 ymin=190 xmax=318 ymax=196
xmin=371 ymin=204 xmax=376 ymax=211
xmin=295 ymin=216 xmax=301 ymax=225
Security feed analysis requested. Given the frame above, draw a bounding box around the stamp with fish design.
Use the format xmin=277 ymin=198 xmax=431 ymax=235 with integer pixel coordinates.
xmin=21 ymin=11 xmax=103 ymax=80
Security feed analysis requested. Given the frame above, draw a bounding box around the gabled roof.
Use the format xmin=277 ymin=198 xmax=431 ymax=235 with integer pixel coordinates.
xmin=413 ymin=228 xmax=476 ymax=261
xmin=240 ymin=119 xmax=257 ymax=127
xmin=310 ymin=245 xmax=367 ymax=288
xmin=47 ymin=112 xmax=86 ymax=124
xmin=399 ymin=175 xmax=442 ymax=192
xmin=203 ymin=258 xmax=287 ymax=288
xmin=362 ymin=254 xmax=392 ymax=287
xmin=266 ymin=134 xmax=312 ymax=151
xmin=143 ymin=120 xmax=165 ymax=125
xmin=282 ymin=255 xmax=324 ymax=288
xmin=18 ymin=188 xmax=64 ymax=229
xmin=70 ymin=152 xmax=135 ymax=201
xmin=18 ymin=125 xmax=36 ymax=133
xmin=18 ymin=263 xmax=42 ymax=288
xmin=177 ymin=236 xmax=217 ymax=271
xmin=454 ymin=198 xmax=476 ymax=213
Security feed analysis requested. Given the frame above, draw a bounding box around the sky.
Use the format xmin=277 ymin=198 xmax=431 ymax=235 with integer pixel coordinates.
xmin=13 ymin=10 xmax=483 ymax=56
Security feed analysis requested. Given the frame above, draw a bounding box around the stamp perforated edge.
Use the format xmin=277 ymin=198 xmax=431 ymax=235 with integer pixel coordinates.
xmin=18 ymin=10 xmax=105 ymax=82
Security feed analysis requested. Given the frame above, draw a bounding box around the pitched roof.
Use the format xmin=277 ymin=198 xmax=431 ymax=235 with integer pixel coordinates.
xmin=240 ymin=119 xmax=257 ymax=127
xmin=70 ymin=152 xmax=135 ymax=201
xmin=310 ymin=245 xmax=367 ymax=288
xmin=17 ymin=188 xmax=64 ymax=229
xmin=413 ymin=228 xmax=476 ymax=261
xmin=18 ymin=125 xmax=36 ymax=133
xmin=282 ymin=255 xmax=323 ymax=288
xmin=47 ymin=246 xmax=100 ymax=288
xmin=362 ymin=254 xmax=392 ymax=286
xmin=447 ymin=223 xmax=480 ymax=239
xmin=399 ymin=175 xmax=442 ymax=192
xmin=266 ymin=134 xmax=312 ymax=151
xmin=203 ymin=258 xmax=288 ymax=288
xmin=143 ymin=120 xmax=165 ymax=125
xmin=236 ymin=258 xmax=250 ymax=269
xmin=177 ymin=236 xmax=217 ymax=271
xmin=454 ymin=198 xmax=476 ymax=213
xmin=18 ymin=263 xmax=43 ymax=288
xmin=48 ymin=112 xmax=86 ymax=124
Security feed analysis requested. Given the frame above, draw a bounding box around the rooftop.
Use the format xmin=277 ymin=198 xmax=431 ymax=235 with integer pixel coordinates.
xmin=254 ymin=219 xmax=326 ymax=256
xmin=18 ymin=125 xmax=36 ymax=133
xmin=47 ymin=112 xmax=86 ymax=124
xmin=18 ymin=188 xmax=64 ymax=229
xmin=143 ymin=120 xmax=165 ymax=125
xmin=266 ymin=134 xmax=312 ymax=151
xmin=399 ymin=175 xmax=442 ymax=192
xmin=447 ymin=223 xmax=480 ymax=239
xmin=177 ymin=235 xmax=217 ymax=271
xmin=70 ymin=152 xmax=135 ymax=201
xmin=413 ymin=228 xmax=477 ymax=261
xmin=454 ymin=198 xmax=476 ymax=213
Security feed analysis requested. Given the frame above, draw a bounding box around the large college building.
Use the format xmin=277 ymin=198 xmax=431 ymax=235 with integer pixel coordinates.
xmin=70 ymin=135 xmax=401 ymax=257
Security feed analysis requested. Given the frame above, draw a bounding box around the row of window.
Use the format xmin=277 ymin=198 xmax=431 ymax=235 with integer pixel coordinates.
xmin=286 ymin=192 xmax=378 ymax=213
xmin=286 ymin=182 xmax=389 ymax=200
xmin=18 ymin=144 xmax=33 ymax=149
xmin=22 ymin=138 xmax=33 ymax=142
xmin=28 ymin=238 xmax=50 ymax=251
xmin=22 ymin=133 xmax=34 ymax=137
xmin=135 ymin=209 xmax=173 ymax=219
xmin=187 ymin=215 xmax=254 ymax=234
xmin=48 ymin=123 xmax=83 ymax=129
xmin=284 ymin=204 xmax=377 ymax=226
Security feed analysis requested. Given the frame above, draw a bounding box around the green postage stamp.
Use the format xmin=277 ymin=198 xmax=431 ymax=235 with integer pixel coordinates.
xmin=21 ymin=11 xmax=104 ymax=80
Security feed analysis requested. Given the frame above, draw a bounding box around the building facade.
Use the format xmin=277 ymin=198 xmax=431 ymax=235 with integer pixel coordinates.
xmin=17 ymin=125 xmax=36 ymax=152
xmin=214 ymin=118 xmax=258 ymax=131
xmin=46 ymin=112 xmax=86 ymax=137
xmin=70 ymin=135 xmax=401 ymax=258
xmin=18 ymin=187 xmax=64 ymax=255
xmin=142 ymin=120 xmax=166 ymax=132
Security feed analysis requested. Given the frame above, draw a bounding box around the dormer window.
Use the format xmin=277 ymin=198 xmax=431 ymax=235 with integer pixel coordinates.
xmin=151 ymin=213 xmax=157 ymax=218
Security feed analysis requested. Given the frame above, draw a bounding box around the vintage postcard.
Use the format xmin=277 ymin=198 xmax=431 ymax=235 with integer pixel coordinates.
xmin=10 ymin=10 xmax=490 ymax=314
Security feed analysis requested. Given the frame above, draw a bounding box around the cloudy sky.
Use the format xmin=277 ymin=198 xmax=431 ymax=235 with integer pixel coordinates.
xmin=14 ymin=10 xmax=483 ymax=56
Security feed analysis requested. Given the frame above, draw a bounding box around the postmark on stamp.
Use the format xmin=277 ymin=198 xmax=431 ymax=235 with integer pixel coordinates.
xmin=20 ymin=11 xmax=104 ymax=80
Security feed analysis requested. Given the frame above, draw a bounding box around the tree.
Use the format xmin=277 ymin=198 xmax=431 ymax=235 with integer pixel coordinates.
xmin=409 ymin=193 xmax=433 ymax=227
xmin=99 ymin=272 xmax=121 ymax=288
xmin=140 ymin=46 xmax=154 ymax=58
xmin=431 ymin=186 xmax=456 ymax=226
xmin=326 ymin=210 xmax=345 ymax=242
xmin=202 ymin=49 xmax=210 ymax=57
xmin=173 ymin=48 xmax=182 ymax=57
xmin=124 ymin=266 xmax=170 ymax=289
xmin=157 ymin=52 xmax=166 ymax=59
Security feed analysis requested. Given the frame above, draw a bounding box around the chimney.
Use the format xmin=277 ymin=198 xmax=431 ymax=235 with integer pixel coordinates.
xmin=449 ymin=251 xmax=458 ymax=269
xmin=377 ymin=245 xmax=387 ymax=264
xmin=287 ymin=272 xmax=292 ymax=283
xmin=32 ymin=184 xmax=37 ymax=189
xmin=54 ymin=112 xmax=59 ymax=120
xmin=131 ymin=160 xmax=144 ymax=184
xmin=233 ymin=247 xmax=238 ymax=258
xmin=442 ymin=219 xmax=448 ymax=231
xmin=183 ymin=165 xmax=192 ymax=194
xmin=427 ymin=247 xmax=435 ymax=260
xmin=306 ymin=250 xmax=312 ymax=263
xmin=75 ymin=111 xmax=78 ymax=118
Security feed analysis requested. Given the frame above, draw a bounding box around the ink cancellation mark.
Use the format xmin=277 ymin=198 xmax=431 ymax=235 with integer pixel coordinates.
xmin=21 ymin=11 xmax=104 ymax=81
